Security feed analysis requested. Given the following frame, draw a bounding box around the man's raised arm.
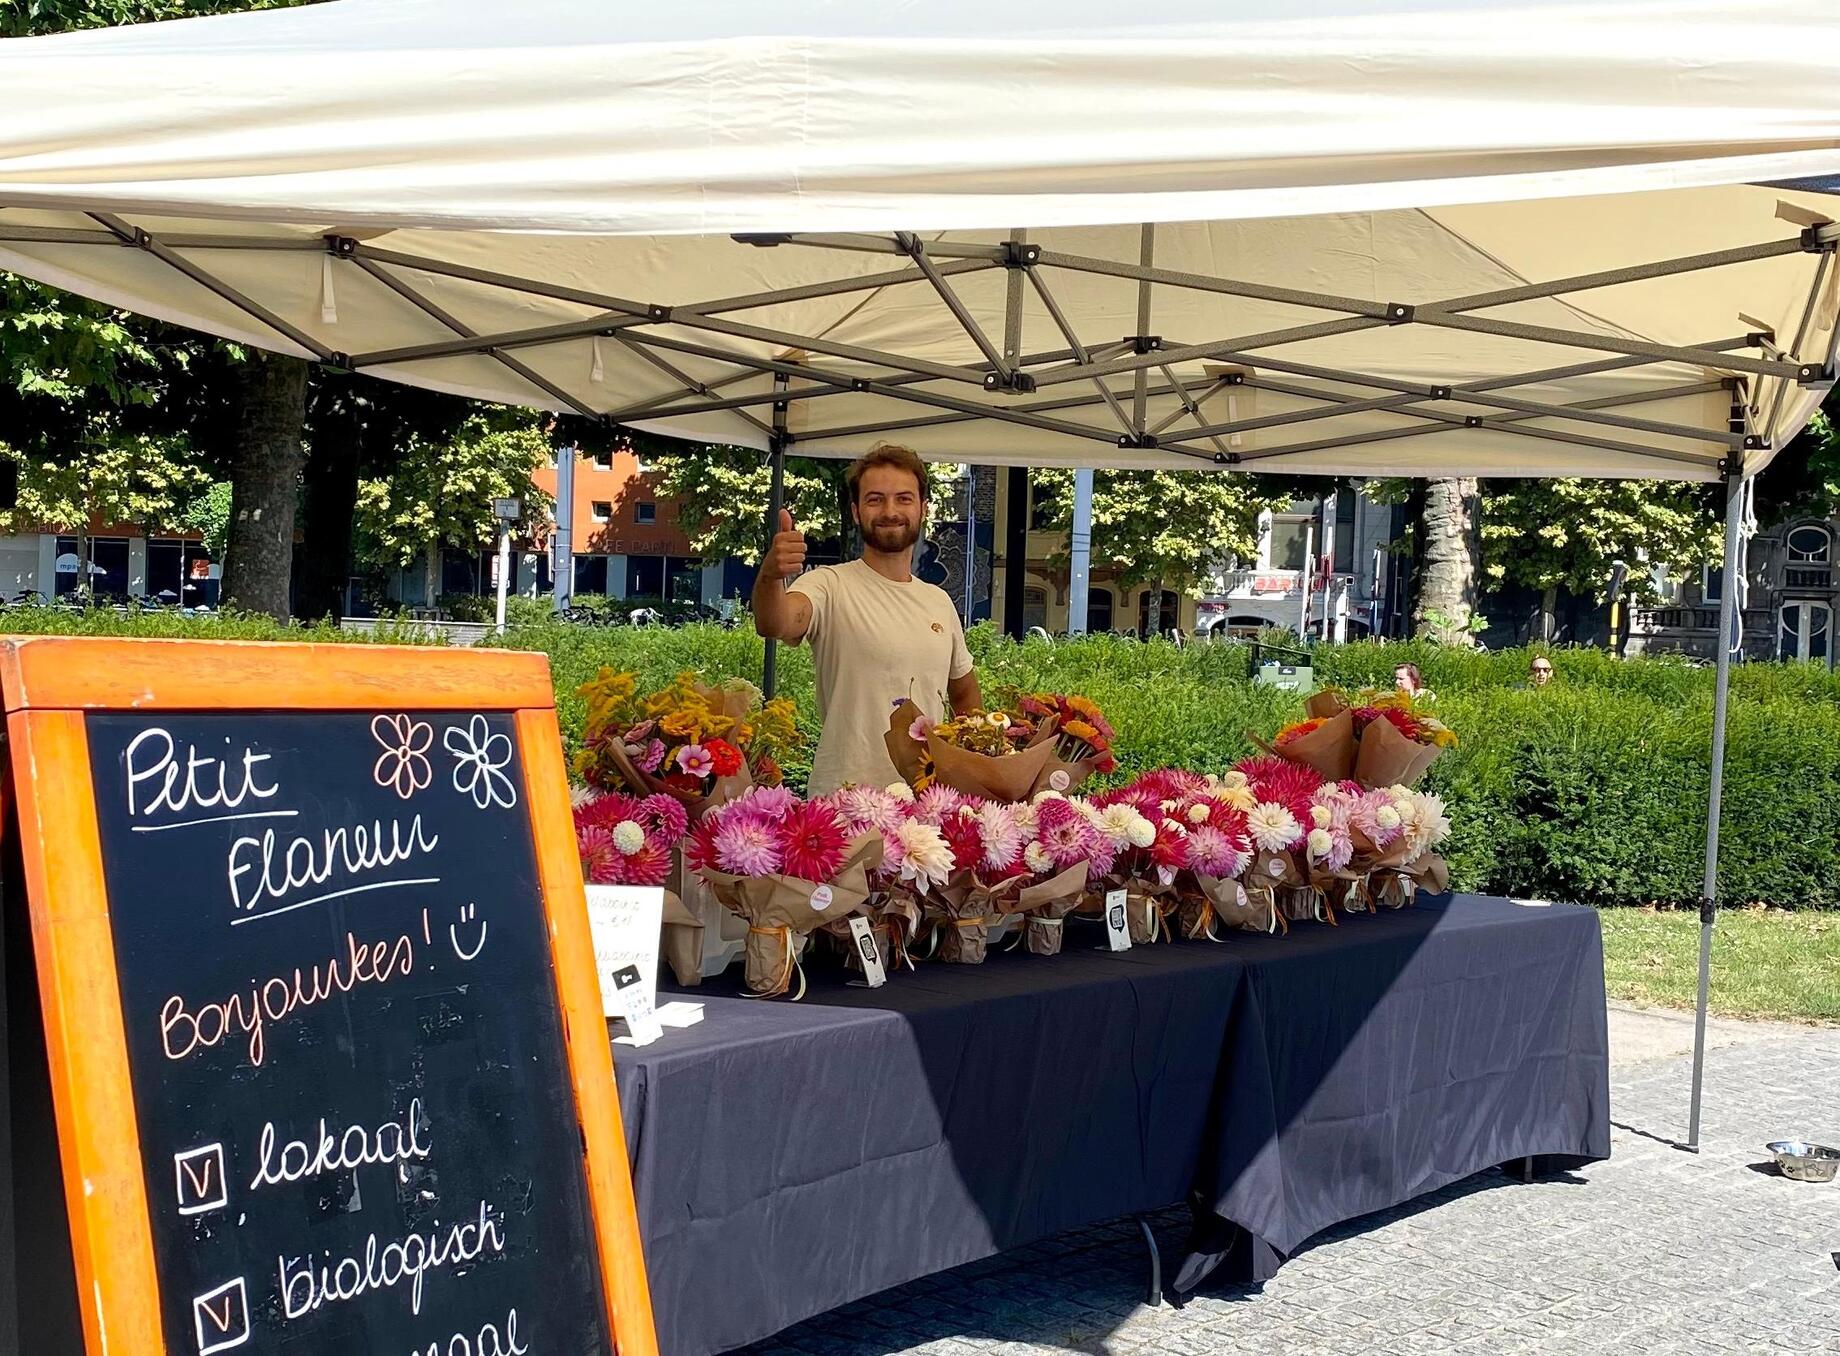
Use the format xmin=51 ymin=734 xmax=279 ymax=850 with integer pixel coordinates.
xmin=752 ymin=509 xmax=813 ymax=642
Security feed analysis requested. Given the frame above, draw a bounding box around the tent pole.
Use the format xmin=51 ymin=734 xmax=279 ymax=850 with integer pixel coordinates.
xmin=1003 ymin=467 xmax=1029 ymax=639
xmin=551 ymin=443 xmax=575 ymax=614
xmin=1686 ymin=465 xmax=1746 ymax=1152
xmin=762 ymin=375 xmax=789 ymax=699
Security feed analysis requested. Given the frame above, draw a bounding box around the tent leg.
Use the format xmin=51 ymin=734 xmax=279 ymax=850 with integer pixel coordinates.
xmin=1067 ymin=468 xmax=1093 ymax=635
xmin=761 ymin=433 xmax=787 ymax=699
xmin=1685 ymin=469 xmax=1746 ymax=1153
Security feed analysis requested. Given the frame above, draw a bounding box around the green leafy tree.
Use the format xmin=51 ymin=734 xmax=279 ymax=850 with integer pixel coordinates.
xmin=643 ymin=440 xmax=959 ymax=563
xmin=0 ymin=434 xmax=210 ymax=596
xmin=1026 ymin=467 xmax=1282 ymax=630
xmin=182 ymin=481 xmax=234 ymax=559
xmin=354 ymin=414 xmax=554 ymax=600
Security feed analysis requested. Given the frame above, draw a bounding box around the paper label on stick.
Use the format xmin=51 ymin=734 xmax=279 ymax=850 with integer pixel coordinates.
xmin=847 ymin=915 xmax=887 ymax=988
xmin=1103 ymin=888 xmax=1132 ymax=951
xmin=810 ymin=884 xmax=834 ymax=912
xmin=608 ymin=964 xmax=664 ymax=1047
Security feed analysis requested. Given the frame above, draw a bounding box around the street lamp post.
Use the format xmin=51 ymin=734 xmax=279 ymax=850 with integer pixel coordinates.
xmin=492 ymin=496 xmax=522 ymax=634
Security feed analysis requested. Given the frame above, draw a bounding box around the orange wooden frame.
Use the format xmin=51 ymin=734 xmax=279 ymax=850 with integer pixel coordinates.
xmin=0 ymin=636 xmax=657 ymax=1356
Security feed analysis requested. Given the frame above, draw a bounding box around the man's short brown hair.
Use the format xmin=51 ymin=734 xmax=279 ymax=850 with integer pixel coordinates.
xmin=846 ymin=442 xmax=928 ymax=503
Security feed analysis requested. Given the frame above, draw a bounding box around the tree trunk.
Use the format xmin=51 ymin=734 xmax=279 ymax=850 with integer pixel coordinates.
xmin=1538 ymin=584 xmax=1559 ymax=642
xmin=1411 ymin=476 xmax=1481 ymax=644
xmin=294 ymin=394 xmax=362 ymax=621
xmin=1148 ymin=579 xmax=1164 ymax=637
xmin=222 ymin=354 xmax=309 ymax=619
xmin=423 ymin=541 xmax=442 ymax=609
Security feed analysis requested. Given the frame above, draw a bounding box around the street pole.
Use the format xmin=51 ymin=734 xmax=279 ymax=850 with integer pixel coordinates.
xmin=1068 ymin=467 xmax=1093 ymax=635
xmin=551 ymin=444 xmax=575 ymax=613
xmin=1297 ymin=520 xmax=1315 ymax=638
xmin=491 ymin=495 xmax=521 ymax=635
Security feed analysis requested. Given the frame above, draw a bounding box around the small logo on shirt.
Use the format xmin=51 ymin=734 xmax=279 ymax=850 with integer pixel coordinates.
xmin=931 ymin=622 xmax=943 ymax=633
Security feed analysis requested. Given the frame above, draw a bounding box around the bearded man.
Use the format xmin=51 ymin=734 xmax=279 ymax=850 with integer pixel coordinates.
xmin=752 ymin=442 xmax=982 ymax=794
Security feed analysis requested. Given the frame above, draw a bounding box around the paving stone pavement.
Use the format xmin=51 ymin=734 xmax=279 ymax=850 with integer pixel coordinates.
xmin=736 ymin=1019 xmax=1840 ymax=1356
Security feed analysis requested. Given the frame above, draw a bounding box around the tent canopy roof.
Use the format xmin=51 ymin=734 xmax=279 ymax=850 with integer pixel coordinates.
xmin=4 ymin=0 xmax=1840 ymax=478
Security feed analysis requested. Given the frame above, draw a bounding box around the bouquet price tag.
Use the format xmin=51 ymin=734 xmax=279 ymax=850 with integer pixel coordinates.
xmin=585 ymin=884 xmax=665 ymax=1043
xmin=846 ymin=915 xmax=887 ymax=988
xmin=1103 ymin=888 xmax=1132 ymax=951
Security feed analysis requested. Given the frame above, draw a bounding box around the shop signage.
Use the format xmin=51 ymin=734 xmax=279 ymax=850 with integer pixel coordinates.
xmin=0 ymin=638 xmax=656 ymax=1356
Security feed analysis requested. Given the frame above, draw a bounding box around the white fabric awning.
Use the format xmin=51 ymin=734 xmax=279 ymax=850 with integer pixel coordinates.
xmin=4 ymin=0 xmax=1840 ymax=478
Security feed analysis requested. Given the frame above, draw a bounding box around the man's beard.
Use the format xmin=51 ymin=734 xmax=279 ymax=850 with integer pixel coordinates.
xmin=863 ymin=518 xmax=921 ymax=553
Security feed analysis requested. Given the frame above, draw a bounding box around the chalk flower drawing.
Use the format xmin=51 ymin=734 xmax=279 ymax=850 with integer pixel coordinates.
xmin=443 ymin=715 xmax=517 ymax=810
xmin=371 ymin=714 xmax=433 ymax=801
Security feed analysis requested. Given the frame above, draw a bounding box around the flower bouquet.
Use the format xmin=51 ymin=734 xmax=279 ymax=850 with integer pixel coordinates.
xmin=1361 ymin=785 xmax=1453 ymax=908
xmin=1224 ymin=756 xmax=1330 ymax=927
xmin=686 ymin=788 xmax=884 ymax=999
xmin=575 ymin=668 xmax=801 ymax=815
xmin=1001 ymin=689 xmax=1118 ymax=795
xmin=818 ymin=781 xmax=951 ymax=974
xmin=574 ymin=789 xmax=689 ymax=887
xmin=885 ymin=699 xmax=1058 ymax=802
xmin=908 ymin=789 xmax=1089 ymax=962
xmin=1075 ymin=784 xmax=1183 ymax=944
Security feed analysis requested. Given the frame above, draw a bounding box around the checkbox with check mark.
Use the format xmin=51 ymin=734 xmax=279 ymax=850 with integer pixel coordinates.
xmin=192 ymin=1277 xmax=249 ymax=1354
xmin=173 ymin=1143 xmax=227 ymax=1216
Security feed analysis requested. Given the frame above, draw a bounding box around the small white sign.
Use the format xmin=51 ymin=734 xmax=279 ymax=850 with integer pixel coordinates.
xmin=809 ymin=883 xmax=834 ymax=912
xmin=585 ymin=884 xmax=664 ymax=1042
xmin=1048 ymin=769 xmax=1071 ymax=792
xmin=1103 ymin=888 xmax=1132 ymax=951
xmin=847 ymin=915 xmax=887 ymax=988
xmin=491 ymin=495 xmax=523 ymax=521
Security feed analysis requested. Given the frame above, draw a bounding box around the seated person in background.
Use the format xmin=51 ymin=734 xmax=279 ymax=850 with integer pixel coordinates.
xmin=1394 ymin=662 xmax=1427 ymax=697
xmin=1528 ymin=655 xmax=1555 ymax=689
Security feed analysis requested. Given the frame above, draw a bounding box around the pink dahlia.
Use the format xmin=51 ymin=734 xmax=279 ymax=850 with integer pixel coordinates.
xmin=940 ymin=809 xmax=985 ymax=871
xmin=713 ymin=814 xmax=783 ymax=876
xmin=578 ymin=825 xmax=620 ymax=883
xmin=1036 ymin=797 xmax=1098 ymax=870
xmin=619 ymin=837 xmax=673 ymax=886
xmin=827 ymin=784 xmax=909 ymax=837
xmin=915 ymin=784 xmax=968 ymax=825
xmin=778 ymin=801 xmax=851 ymax=883
xmin=1186 ymin=823 xmax=1250 ymax=879
xmin=976 ymin=801 xmax=1026 ymax=874
xmin=735 ymin=784 xmax=798 ymax=819
xmin=636 ymin=739 xmax=667 ymax=774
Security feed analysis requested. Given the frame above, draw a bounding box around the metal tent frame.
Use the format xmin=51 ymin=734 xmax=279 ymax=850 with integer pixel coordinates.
xmin=5 ymin=208 xmax=1837 ymax=1150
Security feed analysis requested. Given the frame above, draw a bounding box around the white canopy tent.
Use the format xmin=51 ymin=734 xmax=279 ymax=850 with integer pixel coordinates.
xmin=5 ymin=0 xmax=1840 ymax=1147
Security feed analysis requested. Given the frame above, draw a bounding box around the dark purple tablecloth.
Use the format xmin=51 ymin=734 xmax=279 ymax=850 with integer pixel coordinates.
xmin=612 ymin=894 xmax=1610 ymax=1356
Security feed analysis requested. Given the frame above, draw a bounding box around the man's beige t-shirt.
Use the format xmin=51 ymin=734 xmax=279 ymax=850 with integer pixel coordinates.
xmin=789 ymin=559 xmax=974 ymax=794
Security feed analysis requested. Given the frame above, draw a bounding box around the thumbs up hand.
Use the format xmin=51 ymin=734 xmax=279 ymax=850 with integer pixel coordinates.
xmin=765 ymin=508 xmax=807 ymax=580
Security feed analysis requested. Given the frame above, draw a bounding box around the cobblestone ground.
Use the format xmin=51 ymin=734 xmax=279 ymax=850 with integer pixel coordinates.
xmin=738 ymin=1021 xmax=1840 ymax=1356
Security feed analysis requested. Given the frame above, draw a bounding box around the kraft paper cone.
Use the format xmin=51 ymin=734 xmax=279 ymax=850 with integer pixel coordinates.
xmin=1354 ymin=715 xmax=1443 ymax=789
xmin=927 ymin=734 xmax=1057 ymax=803
xmin=1304 ymin=689 xmax=1350 ymax=721
xmin=1194 ymin=874 xmax=1286 ymax=936
xmin=701 ymin=835 xmax=883 ymax=996
xmin=1008 ymin=862 xmax=1089 ymax=956
xmin=933 ymin=871 xmax=1030 ymax=964
xmin=1272 ymin=709 xmax=1356 ymax=782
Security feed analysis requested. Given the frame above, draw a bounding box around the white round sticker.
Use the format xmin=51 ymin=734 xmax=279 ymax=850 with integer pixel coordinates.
xmin=1265 ymin=858 xmax=1284 ymax=877
xmin=1048 ymin=770 xmax=1071 ymax=791
xmin=809 ymin=884 xmax=834 ymax=911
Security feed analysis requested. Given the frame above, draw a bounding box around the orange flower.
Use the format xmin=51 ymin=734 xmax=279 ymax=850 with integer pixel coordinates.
xmin=1275 ymin=717 xmax=1326 ymax=746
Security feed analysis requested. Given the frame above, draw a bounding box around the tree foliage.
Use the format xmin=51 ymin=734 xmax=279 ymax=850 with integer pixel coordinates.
xmin=0 ymin=434 xmax=209 ymax=537
xmin=644 ymin=441 xmax=959 ymax=563
xmin=1477 ymin=479 xmax=1719 ymax=600
xmin=354 ymin=414 xmax=554 ymax=568
xmin=1 ymin=0 xmax=317 ymax=39
xmin=1027 ymin=467 xmax=1281 ymax=594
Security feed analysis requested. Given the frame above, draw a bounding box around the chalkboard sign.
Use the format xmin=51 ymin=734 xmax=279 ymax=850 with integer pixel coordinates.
xmin=0 ymin=639 xmax=656 ymax=1356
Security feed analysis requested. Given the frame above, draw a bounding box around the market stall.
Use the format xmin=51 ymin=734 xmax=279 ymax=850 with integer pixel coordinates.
xmin=615 ymin=895 xmax=1608 ymax=1356
xmin=2 ymin=4 xmax=1839 ymax=1354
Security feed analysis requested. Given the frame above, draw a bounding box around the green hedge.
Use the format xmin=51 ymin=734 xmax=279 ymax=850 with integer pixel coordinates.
xmin=7 ymin=609 xmax=1834 ymax=909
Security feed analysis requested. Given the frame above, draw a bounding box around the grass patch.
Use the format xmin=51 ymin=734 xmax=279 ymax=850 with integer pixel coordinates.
xmin=1599 ymin=908 xmax=1840 ymax=1023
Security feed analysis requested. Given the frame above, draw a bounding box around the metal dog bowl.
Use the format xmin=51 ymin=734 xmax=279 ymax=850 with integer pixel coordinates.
xmin=1764 ymin=1140 xmax=1840 ymax=1183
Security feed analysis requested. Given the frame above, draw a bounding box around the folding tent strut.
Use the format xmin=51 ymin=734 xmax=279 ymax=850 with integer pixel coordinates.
xmin=2 ymin=212 xmax=1829 ymax=470
xmin=1686 ymin=453 xmax=1748 ymax=1153
xmin=762 ymin=372 xmax=791 ymax=700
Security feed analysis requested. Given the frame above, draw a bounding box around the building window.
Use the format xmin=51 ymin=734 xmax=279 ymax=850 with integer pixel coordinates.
xmin=573 ymin=554 xmax=609 ymax=596
xmin=1701 ymin=564 xmax=1723 ymax=605
xmin=1086 ymin=588 xmax=1113 ymax=633
xmin=635 ymin=502 xmax=657 ymax=525
xmin=1266 ymin=514 xmax=1314 ymax=573
xmin=591 ymin=500 xmax=612 ymax=523
xmin=626 ymin=554 xmax=665 ymax=600
xmin=146 ymin=538 xmax=186 ymax=602
xmin=592 ymin=447 xmax=613 ymax=470
xmin=1788 ymin=525 xmax=1831 ymax=563
xmin=1780 ymin=600 xmax=1832 ymax=663
xmin=1138 ymin=588 xmax=1180 ymax=637
xmin=1023 ymin=586 xmax=1048 ymax=632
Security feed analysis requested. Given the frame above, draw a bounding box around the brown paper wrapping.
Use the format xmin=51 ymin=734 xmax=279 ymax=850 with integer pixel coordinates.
xmin=1267 ymin=708 xmax=1356 ymax=782
xmin=1304 ymin=690 xmax=1348 ymax=721
xmin=1371 ymin=852 xmax=1449 ymax=908
xmin=1353 ymin=714 xmax=1443 ymax=790
xmin=1190 ymin=873 xmax=1286 ymax=936
xmin=884 ymin=700 xmax=1060 ymax=802
xmin=700 ymin=836 xmax=884 ymax=996
xmin=1007 ymin=862 xmax=1090 ymax=956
